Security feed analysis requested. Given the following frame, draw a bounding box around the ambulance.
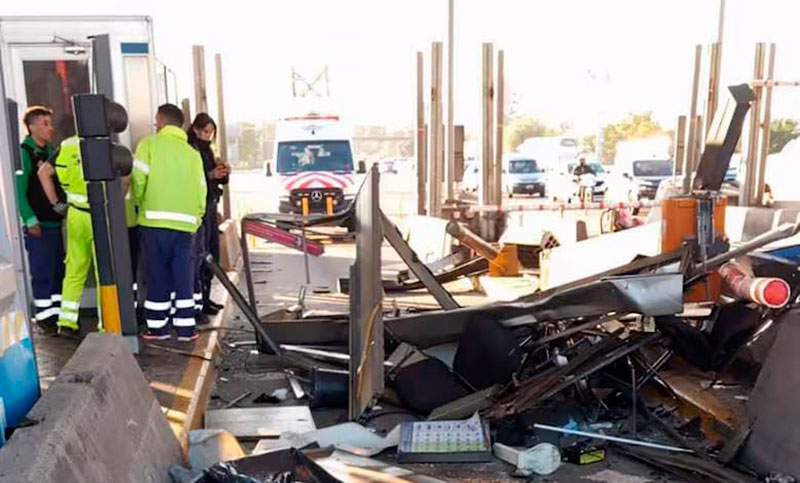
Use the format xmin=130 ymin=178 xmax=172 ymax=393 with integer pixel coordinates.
xmin=268 ymin=114 xmax=365 ymax=215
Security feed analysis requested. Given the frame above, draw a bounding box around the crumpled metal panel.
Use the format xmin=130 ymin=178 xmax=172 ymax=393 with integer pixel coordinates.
xmin=387 ymin=273 xmax=683 ymax=348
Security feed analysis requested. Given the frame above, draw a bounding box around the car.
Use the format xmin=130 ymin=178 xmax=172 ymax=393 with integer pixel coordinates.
xmin=503 ymin=154 xmax=546 ymax=198
xmin=614 ymin=158 xmax=674 ymax=199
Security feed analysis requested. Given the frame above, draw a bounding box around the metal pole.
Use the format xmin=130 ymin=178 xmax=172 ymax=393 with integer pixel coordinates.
xmin=495 ymin=50 xmax=505 ymax=205
xmin=480 ymin=43 xmax=494 ymax=207
xmin=755 ymin=43 xmax=775 ymax=205
xmin=192 ymin=45 xmax=208 ymax=113
xmin=215 ymin=53 xmax=231 ymax=220
xmin=300 ymin=218 xmax=311 ymax=285
xmin=416 ymin=51 xmax=427 ymax=215
xmin=445 ymin=0 xmax=455 ymax=202
xmin=683 ymin=45 xmax=702 ymax=194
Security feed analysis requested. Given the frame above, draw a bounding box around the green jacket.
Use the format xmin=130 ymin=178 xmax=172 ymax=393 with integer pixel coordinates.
xmin=17 ymin=135 xmax=58 ymax=228
xmin=55 ymin=136 xmax=138 ymax=227
xmin=132 ymin=125 xmax=206 ymax=233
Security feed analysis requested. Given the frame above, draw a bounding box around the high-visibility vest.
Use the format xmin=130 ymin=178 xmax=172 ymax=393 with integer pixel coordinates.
xmin=131 ymin=125 xmax=207 ymax=233
xmin=55 ymin=136 xmax=139 ymax=226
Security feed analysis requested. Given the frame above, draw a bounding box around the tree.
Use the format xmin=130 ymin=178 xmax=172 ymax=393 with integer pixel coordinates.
xmin=770 ymin=118 xmax=800 ymax=154
xmin=504 ymin=117 xmax=561 ymax=151
xmin=600 ymin=112 xmax=663 ymax=163
xmin=238 ymin=122 xmax=259 ymax=165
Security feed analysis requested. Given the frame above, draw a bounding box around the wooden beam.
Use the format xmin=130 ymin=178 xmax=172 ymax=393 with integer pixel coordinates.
xmin=705 ymin=42 xmax=721 ymax=131
xmin=742 ymin=42 xmax=765 ymax=206
xmin=192 ymin=45 xmax=208 ymax=114
xmin=755 ymin=43 xmax=776 ymax=205
xmin=180 ymin=98 xmax=191 ymax=130
xmin=416 ymin=51 xmax=427 ymax=215
xmin=428 ymin=42 xmax=443 ymax=217
xmin=480 ymin=43 xmax=494 ymax=207
xmin=494 ymin=49 xmax=504 ymax=206
xmin=445 ymin=0 xmax=455 ymax=202
xmin=674 ymin=116 xmax=687 ymax=176
xmin=215 ymin=53 xmax=231 ymax=220
xmin=683 ymin=44 xmax=702 ymax=193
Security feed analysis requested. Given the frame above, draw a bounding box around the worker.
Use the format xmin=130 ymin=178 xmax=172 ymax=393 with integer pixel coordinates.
xmin=572 ymin=156 xmax=595 ymax=202
xmin=187 ymin=113 xmax=229 ymax=321
xmin=53 ymin=136 xmax=101 ymax=335
xmin=16 ymin=106 xmax=65 ymax=335
xmin=133 ymin=104 xmax=206 ymax=342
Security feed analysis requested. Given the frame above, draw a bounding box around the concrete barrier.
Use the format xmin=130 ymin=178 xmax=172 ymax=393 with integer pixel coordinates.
xmin=0 ymin=333 xmax=181 ymax=482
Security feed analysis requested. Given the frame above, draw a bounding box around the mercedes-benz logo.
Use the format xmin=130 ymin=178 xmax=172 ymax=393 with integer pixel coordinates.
xmin=310 ymin=190 xmax=323 ymax=201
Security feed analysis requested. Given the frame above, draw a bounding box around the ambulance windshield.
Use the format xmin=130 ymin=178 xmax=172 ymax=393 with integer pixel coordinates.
xmin=276 ymin=141 xmax=354 ymax=173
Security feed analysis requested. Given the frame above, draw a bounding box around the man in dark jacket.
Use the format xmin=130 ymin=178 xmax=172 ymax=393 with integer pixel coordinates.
xmin=16 ymin=106 xmax=65 ymax=334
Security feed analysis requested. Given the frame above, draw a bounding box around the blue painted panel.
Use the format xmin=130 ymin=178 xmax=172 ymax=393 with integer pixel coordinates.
xmin=121 ymin=42 xmax=149 ymax=55
xmin=0 ymin=310 xmax=40 ymax=429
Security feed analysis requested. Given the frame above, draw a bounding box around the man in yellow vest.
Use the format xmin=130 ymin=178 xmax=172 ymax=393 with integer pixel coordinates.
xmin=133 ymin=104 xmax=206 ymax=342
xmin=53 ymin=136 xmax=100 ymax=334
xmin=55 ymin=135 xmax=138 ymax=335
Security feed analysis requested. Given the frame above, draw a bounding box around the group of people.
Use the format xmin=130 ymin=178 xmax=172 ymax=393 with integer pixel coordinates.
xmin=16 ymin=103 xmax=230 ymax=343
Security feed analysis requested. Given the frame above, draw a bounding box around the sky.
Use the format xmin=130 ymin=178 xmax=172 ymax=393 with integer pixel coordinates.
xmin=3 ymin=0 xmax=800 ymax=136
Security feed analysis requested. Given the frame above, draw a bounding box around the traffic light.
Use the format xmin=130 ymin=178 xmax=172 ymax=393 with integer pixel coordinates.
xmin=72 ymin=93 xmax=138 ymax=352
xmin=73 ymin=95 xmax=133 ymax=179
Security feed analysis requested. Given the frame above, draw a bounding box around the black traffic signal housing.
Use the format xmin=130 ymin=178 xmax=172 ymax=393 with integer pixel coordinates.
xmin=72 ymin=94 xmax=133 ymax=180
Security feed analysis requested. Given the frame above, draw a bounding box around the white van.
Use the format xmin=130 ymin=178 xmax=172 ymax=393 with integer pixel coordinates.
xmin=267 ymin=114 xmax=365 ymax=215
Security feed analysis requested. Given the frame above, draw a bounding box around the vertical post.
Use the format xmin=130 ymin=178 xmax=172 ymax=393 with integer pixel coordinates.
xmin=428 ymin=42 xmax=443 ymax=217
xmin=755 ymin=43 xmax=775 ymax=205
xmin=706 ymin=42 xmax=721 ymax=131
xmin=494 ymin=50 xmax=505 ymax=205
xmin=683 ymin=45 xmax=702 ymax=194
xmin=480 ymin=43 xmax=494 ymax=207
xmin=445 ymin=0 xmax=455 ymax=202
xmin=215 ymin=53 xmax=231 ymax=220
xmin=416 ymin=51 xmax=427 ymax=215
xmin=742 ymin=42 xmax=765 ymax=206
xmin=674 ymin=116 xmax=687 ymax=177
xmin=192 ymin=45 xmax=208 ymax=113
xmin=180 ymin=98 xmax=192 ymax=129
xmin=693 ymin=114 xmax=703 ymax=173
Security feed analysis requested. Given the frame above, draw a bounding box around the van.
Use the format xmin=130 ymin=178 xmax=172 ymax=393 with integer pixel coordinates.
xmin=267 ymin=114 xmax=365 ymax=215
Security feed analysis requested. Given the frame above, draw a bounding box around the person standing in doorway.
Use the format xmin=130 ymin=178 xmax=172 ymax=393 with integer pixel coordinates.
xmin=133 ymin=104 xmax=206 ymax=342
xmin=16 ymin=106 xmax=65 ymax=335
xmin=187 ymin=113 xmax=229 ymax=321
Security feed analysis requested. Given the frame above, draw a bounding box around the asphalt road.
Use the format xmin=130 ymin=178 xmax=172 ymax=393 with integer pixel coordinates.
xmin=229 ymin=167 xmax=606 ymax=232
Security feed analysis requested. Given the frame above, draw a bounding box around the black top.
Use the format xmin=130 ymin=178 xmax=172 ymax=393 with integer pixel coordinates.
xmin=189 ymin=138 xmax=228 ymax=206
xmin=573 ymin=163 xmax=594 ymax=177
xmin=20 ymin=143 xmax=65 ymax=223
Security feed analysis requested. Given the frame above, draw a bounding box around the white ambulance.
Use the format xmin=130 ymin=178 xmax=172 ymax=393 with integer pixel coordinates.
xmin=268 ymin=114 xmax=365 ymax=215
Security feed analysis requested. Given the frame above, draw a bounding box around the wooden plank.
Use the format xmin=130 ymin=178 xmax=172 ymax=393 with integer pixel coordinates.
xmin=204 ymin=406 xmax=315 ymax=440
xmin=494 ymin=49 xmax=504 ymax=206
xmin=416 ymin=51 xmax=427 ymax=216
xmin=215 ymin=53 xmax=232 ymax=220
xmin=428 ymin=42 xmax=443 ymax=217
xmin=480 ymin=43 xmax=494 ymax=207
xmin=683 ymin=44 xmax=702 ymax=193
xmin=192 ymin=45 xmax=208 ymax=113
xmin=755 ymin=43 xmax=775 ymax=205
xmin=674 ymin=116 xmax=687 ymax=176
